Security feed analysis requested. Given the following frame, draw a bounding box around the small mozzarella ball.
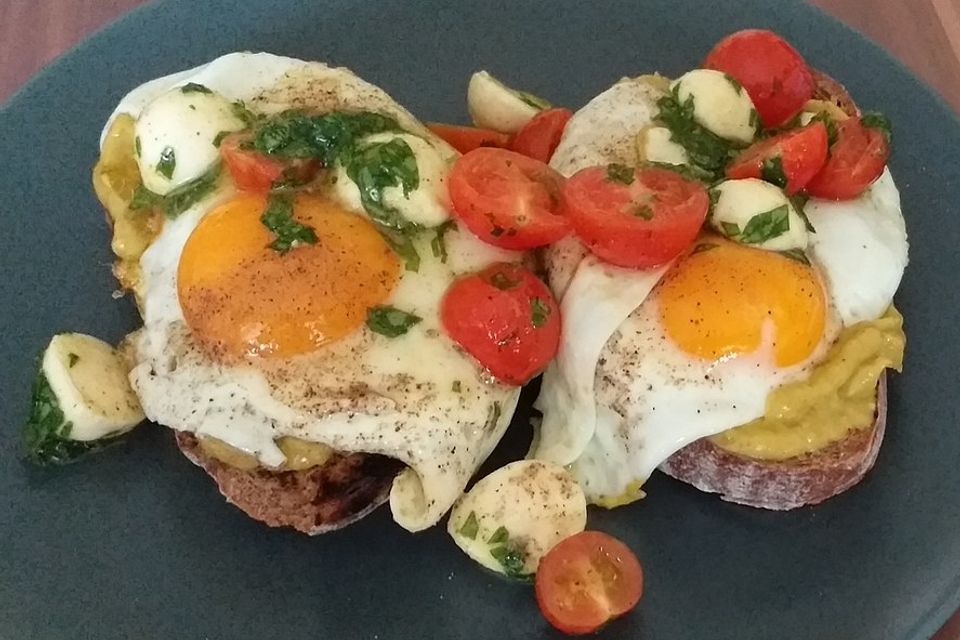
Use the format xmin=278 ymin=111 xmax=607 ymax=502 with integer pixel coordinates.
xmin=333 ymin=132 xmax=452 ymax=227
xmin=42 ymin=333 xmax=145 ymax=441
xmin=467 ymin=70 xmax=545 ymax=134
xmin=637 ymin=126 xmax=689 ymax=165
xmin=671 ymin=69 xmax=758 ymax=144
xmin=447 ymin=460 xmax=586 ymax=578
xmin=710 ymin=178 xmax=808 ymax=251
xmin=135 ymin=86 xmax=246 ymax=195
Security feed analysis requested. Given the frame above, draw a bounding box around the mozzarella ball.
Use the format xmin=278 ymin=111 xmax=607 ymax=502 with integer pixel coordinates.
xmin=710 ymin=178 xmax=808 ymax=251
xmin=671 ymin=69 xmax=759 ymax=144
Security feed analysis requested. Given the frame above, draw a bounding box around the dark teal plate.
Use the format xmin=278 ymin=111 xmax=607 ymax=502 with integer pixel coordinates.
xmin=1 ymin=1 xmax=958 ymax=638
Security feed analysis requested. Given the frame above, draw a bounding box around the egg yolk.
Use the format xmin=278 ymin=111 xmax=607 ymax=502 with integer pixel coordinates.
xmin=658 ymin=239 xmax=826 ymax=367
xmin=178 ymin=194 xmax=400 ymax=359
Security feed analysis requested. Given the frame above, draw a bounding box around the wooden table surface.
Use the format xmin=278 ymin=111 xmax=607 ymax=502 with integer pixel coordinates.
xmin=1 ymin=0 xmax=958 ymax=638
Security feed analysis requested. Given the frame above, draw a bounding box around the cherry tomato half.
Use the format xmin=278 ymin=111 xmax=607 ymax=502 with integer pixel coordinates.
xmin=705 ymin=29 xmax=816 ymax=128
xmin=805 ymin=116 xmax=890 ymax=200
xmin=510 ymin=108 xmax=573 ymax=163
xmin=220 ymin=134 xmax=318 ymax=192
xmin=535 ymin=531 xmax=644 ymax=636
xmin=448 ymin=147 xmax=569 ymax=250
xmin=562 ymin=166 xmax=709 ymax=269
xmin=440 ymin=263 xmax=560 ymax=385
xmin=726 ymin=121 xmax=829 ymax=194
xmin=427 ymin=123 xmax=512 ymax=155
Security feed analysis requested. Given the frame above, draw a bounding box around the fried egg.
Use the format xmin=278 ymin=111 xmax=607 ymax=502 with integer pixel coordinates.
xmin=532 ymin=75 xmax=908 ymax=503
xmin=105 ymin=53 xmax=525 ymax=531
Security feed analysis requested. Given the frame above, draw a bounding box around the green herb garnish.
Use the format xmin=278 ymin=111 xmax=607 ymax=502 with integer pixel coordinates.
xmin=366 ymin=306 xmax=422 ymax=338
xmin=345 ymin=138 xmax=420 ymax=232
xmin=606 ymin=163 xmax=635 ymax=185
xmin=810 ymin=112 xmax=839 ymax=147
xmin=67 ymin=353 xmax=79 ymax=368
xmin=260 ymin=194 xmax=317 ymax=254
xmin=531 ymin=298 xmax=550 ymax=328
xmin=452 ymin=380 xmax=462 ymax=393
xmin=724 ymin=73 xmax=744 ymax=95
xmin=779 ymin=248 xmax=811 ymax=265
xmin=489 ymin=271 xmax=519 ymax=290
xmin=692 ymin=242 xmax=720 ymax=254
xmin=430 ymin=220 xmax=457 ymax=263
xmin=740 ymin=204 xmax=791 ymax=244
xmin=646 ymin=161 xmax=715 ymax=184
xmin=381 ymin=232 xmax=420 ymax=273
xmin=656 ymin=90 xmax=736 ymax=179
xmin=212 ymin=131 xmax=232 ymax=148
xmin=790 ymin=194 xmax=816 ymax=233
xmin=181 ymin=82 xmax=212 ymax=94
xmin=721 ymin=221 xmax=741 ymax=237
xmin=458 ymin=511 xmax=479 ymax=540
xmin=23 ymin=371 xmax=116 ymax=466
xmin=488 ymin=526 xmax=509 ymax=545
xmin=232 ymin=100 xmax=258 ymax=127
xmin=134 ymin=136 xmax=141 ymax=157
xmin=484 ymin=402 xmax=502 ymax=431
xmin=632 ymin=204 xmax=654 ymax=220
xmin=761 ymin=156 xmax=788 ymax=189
xmin=860 ymin=112 xmax=892 ymax=144
xmin=514 ymin=90 xmax=551 ymax=111
xmin=129 ymin=163 xmax=221 ymax=219
xmin=156 ymin=146 xmax=176 ymax=179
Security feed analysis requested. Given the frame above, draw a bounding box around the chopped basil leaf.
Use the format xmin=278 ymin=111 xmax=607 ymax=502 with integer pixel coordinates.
xmin=232 ymin=100 xmax=258 ymax=127
xmin=134 ymin=136 xmax=141 ymax=157
xmin=657 ymin=90 xmax=737 ymax=179
xmin=487 ymin=526 xmax=509 ymax=545
xmin=129 ymin=164 xmax=221 ymax=219
xmin=156 ymin=146 xmax=176 ymax=179
xmin=253 ymin=111 xmax=401 ymax=163
xmin=531 ymin=298 xmax=550 ymax=328
xmin=860 ymin=112 xmax=892 ymax=144
xmin=514 ymin=90 xmax=551 ymax=111
xmin=810 ymin=112 xmax=839 ymax=147
xmin=260 ymin=194 xmax=318 ymax=254
xmin=68 ymin=353 xmax=79 ymax=368
xmin=761 ymin=156 xmax=788 ymax=189
xmin=452 ymin=380 xmax=462 ymax=393
xmin=383 ymin=231 xmax=421 ymax=272
xmin=724 ymin=73 xmax=744 ymax=95
xmin=489 ymin=544 xmax=532 ymax=582
xmin=270 ymin=167 xmax=312 ymax=192
xmin=790 ymin=194 xmax=816 ymax=233
xmin=430 ymin=220 xmax=457 ymax=263
xmin=740 ymin=204 xmax=791 ymax=244
xmin=366 ymin=306 xmax=422 ymax=338
xmin=489 ymin=271 xmax=519 ymax=290
xmin=23 ymin=370 xmax=118 ymax=466
xmin=749 ymin=108 xmax=760 ymax=130
xmin=645 ymin=161 xmax=715 ymax=183
xmin=212 ymin=131 xmax=232 ymax=148
xmin=708 ymin=187 xmax=722 ymax=210
xmin=692 ymin=242 xmax=719 ymax=254
xmin=779 ymin=248 xmax=811 ymax=265
xmin=484 ymin=402 xmax=502 ymax=431
xmin=345 ymin=137 xmax=420 ymax=231
xmin=632 ymin=204 xmax=654 ymax=220
xmin=458 ymin=511 xmax=479 ymax=540
xmin=181 ymin=82 xmax=212 ymax=94
xmin=606 ymin=163 xmax=635 ymax=185
xmin=721 ymin=221 xmax=741 ymax=237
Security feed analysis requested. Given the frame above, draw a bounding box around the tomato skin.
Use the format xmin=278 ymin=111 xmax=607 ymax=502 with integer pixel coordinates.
xmin=535 ymin=531 xmax=644 ymax=636
xmin=805 ymin=117 xmax=890 ymax=200
xmin=220 ymin=134 xmax=318 ymax=192
xmin=705 ymin=29 xmax=816 ymax=128
xmin=440 ymin=263 xmax=560 ymax=386
xmin=726 ymin=122 xmax=829 ymax=194
xmin=427 ymin=123 xmax=511 ymax=154
xmin=562 ymin=167 xmax=709 ymax=269
xmin=510 ymin=108 xmax=573 ymax=163
xmin=448 ymin=148 xmax=570 ymax=250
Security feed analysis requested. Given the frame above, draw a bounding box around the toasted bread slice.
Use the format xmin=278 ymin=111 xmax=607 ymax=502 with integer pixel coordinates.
xmin=811 ymin=69 xmax=859 ymax=117
xmin=659 ymin=375 xmax=887 ymax=510
xmin=175 ymin=433 xmax=403 ymax=535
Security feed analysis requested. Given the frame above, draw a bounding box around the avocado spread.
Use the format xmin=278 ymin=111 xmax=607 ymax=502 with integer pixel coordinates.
xmin=710 ymin=306 xmax=904 ymax=460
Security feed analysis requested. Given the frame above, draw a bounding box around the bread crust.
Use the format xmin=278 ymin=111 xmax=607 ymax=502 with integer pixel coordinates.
xmin=175 ymin=432 xmax=403 ymax=535
xmin=659 ymin=375 xmax=887 ymax=510
xmin=812 ymin=69 xmax=859 ymax=116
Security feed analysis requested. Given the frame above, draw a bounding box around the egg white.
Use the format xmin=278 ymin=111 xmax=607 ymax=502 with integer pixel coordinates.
xmin=531 ymin=75 xmax=908 ymax=503
xmin=107 ymin=53 xmax=524 ymax=531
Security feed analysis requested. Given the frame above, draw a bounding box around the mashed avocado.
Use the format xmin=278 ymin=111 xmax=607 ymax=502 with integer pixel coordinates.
xmin=198 ymin=436 xmax=334 ymax=471
xmin=92 ymin=114 xmax=162 ymax=299
xmin=710 ymin=306 xmax=905 ymax=460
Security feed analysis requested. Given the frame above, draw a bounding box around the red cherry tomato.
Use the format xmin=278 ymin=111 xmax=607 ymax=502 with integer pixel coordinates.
xmin=440 ymin=263 xmax=560 ymax=385
xmin=805 ymin=116 xmax=891 ymax=200
xmin=510 ymin=108 xmax=573 ymax=163
xmin=448 ymin=148 xmax=569 ymax=250
xmin=427 ymin=123 xmax=511 ymax=154
xmin=562 ymin=166 xmax=709 ymax=269
xmin=220 ymin=134 xmax=318 ymax=192
xmin=535 ymin=531 xmax=644 ymax=636
xmin=705 ymin=29 xmax=816 ymax=128
xmin=726 ymin=121 xmax=829 ymax=194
